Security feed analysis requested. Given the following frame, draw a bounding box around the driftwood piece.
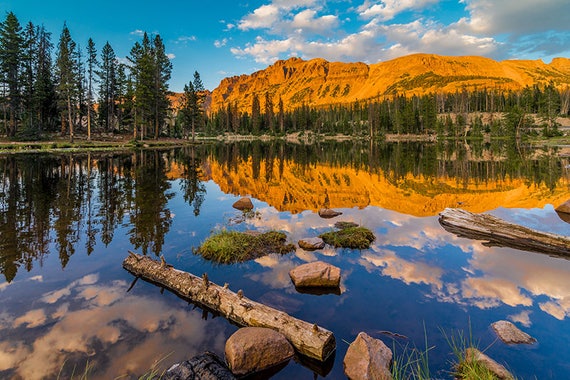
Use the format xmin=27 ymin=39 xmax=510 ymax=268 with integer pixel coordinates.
xmin=123 ymin=252 xmax=336 ymax=361
xmin=439 ymin=208 xmax=570 ymax=258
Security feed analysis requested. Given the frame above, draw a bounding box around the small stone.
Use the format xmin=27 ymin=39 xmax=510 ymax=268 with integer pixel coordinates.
xmin=225 ymin=327 xmax=294 ymax=376
xmin=343 ymin=332 xmax=393 ymax=380
xmin=491 ymin=320 xmax=536 ymax=344
xmin=464 ymin=348 xmax=514 ymax=380
xmin=318 ymin=208 xmax=342 ymax=218
xmin=298 ymin=237 xmax=326 ymax=251
xmin=289 ymin=261 xmax=341 ymax=288
xmin=233 ymin=197 xmax=254 ymax=211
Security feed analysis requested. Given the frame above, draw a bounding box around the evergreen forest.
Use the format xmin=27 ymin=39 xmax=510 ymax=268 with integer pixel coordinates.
xmin=0 ymin=11 xmax=569 ymax=142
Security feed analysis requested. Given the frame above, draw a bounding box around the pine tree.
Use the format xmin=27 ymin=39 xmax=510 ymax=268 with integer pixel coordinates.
xmin=98 ymin=41 xmax=118 ymax=132
xmin=0 ymin=12 xmax=23 ymax=137
xmin=86 ymin=38 xmax=98 ymax=140
xmin=150 ymin=34 xmax=172 ymax=139
xmin=34 ymin=25 xmax=57 ymax=132
xmin=55 ymin=23 xmax=80 ymax=142
xmin=21 ymin=21 xmax=37 ymax=136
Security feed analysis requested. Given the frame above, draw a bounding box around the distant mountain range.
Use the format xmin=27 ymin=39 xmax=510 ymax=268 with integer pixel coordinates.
xmin=206 ymin=53 xmax=570 ymax=113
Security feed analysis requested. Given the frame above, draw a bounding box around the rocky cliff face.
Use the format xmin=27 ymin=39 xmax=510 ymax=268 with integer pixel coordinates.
xmin=207 ymin=54 xmax=570 ymax=113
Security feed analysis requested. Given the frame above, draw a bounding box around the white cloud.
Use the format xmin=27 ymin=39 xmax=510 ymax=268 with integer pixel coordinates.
xmin=129 ymin=29 xmax=145 ymax=37
xmin=214 ymin=38 xmax=228 ymax=48
xmin=290 ymin=9 xmax=339 ymax=33
xmin=167 ymin=53 xmax=176 ymax=60
xmin=358 ymin=0 xmax=439 ymax=22
xmin=238 ymin=4 xmax=281 ymax=30
xmin=176 ymin=35 xmax=197 ymax=44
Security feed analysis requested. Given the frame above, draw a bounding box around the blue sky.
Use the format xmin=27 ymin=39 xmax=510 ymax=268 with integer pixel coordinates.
xmin=1 ymin=0 xmax=569 ymax=92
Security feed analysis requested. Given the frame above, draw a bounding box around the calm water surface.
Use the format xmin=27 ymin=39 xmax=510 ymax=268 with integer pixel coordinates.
xmin=1 ymin=141 xmax=570 ymax=379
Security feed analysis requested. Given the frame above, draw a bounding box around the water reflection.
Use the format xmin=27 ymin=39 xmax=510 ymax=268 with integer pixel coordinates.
xmin=1 ymin=141 xmax=570 ymax=379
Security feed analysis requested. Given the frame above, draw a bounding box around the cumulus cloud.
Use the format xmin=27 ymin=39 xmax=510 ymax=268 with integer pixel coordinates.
xmin=214 ymin=38 xmax=228 ymax=48
xmin=229 ymin=0 xmax=567 ymax=67
xmin=130 ymin=29 xmax=145 ymax=37
xmin=358 ymin=0 xmax=440 ymax=22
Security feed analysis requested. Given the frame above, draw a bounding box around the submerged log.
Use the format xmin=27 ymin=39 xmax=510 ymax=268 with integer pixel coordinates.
xmin=123 ymin=252 xmax=336 ymax=361
xmin=439 ymin=208 xmax=570 ymax=258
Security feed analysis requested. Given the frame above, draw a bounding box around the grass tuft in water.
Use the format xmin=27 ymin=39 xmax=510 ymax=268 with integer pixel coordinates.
xmin=319 ymin=226 xmax=375 ymax=249
xmin=443 ymin=326 xmax=511 ymax=380
xmin=196 ymin=230 xmax=295 ymax=263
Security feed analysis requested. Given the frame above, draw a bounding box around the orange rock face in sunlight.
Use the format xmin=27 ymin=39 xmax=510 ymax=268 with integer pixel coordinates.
xmin=199 ymin=158 xmax=569 ymax=217
xmin=208 ymin=53 xmax=570 ymax=114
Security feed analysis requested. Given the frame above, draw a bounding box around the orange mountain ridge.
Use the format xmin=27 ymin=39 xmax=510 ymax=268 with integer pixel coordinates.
xmin=208 ymin=53 xmax=570 ymax=113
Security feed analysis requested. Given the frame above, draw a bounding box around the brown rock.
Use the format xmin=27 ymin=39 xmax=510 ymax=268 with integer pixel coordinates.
xmin=464 ymin=348 xmax=514 ymax=380
xmin=298 ymin=237 xmax=326 ymax=251
xmin=343 ymin=332 xmax=393 ymax=380
xmin=225 ymin=327 xmax=294 ymax=376
xmin=491 ymin=320 xmax=536 ymax=344
xmin=232 ymin=197 xmax=254 ymax=211
xmin=318 ymin=208 xmax=342 ymax=218
xmin=289 ymin=261 xmax=341 ymax=288
xmin=555 ymin=199 xmax=570 ymax=214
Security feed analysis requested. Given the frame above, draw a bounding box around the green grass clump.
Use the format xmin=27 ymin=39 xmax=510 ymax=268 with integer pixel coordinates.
xmin=196 ymin=230 xmax=295 ymax=264
xmin=319 ymin=226 xmax=375 ymax=249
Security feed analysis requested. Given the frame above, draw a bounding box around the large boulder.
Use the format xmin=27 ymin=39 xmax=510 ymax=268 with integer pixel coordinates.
xmin=289 ymin=261 xmax=341 ymax=288
xmin=318 ymin=208 xmax=342 ymax=218
xmin=162 ymin=351 xmax=236 ymax=380
xmin=491 ymin=320 xmax=536 ymax=344
xmin=225 ymin=327 xmax=294 ymax=376
xmin=464 ymin=348 xmax=514 ymax=380
xmin=343 ymin=332 xmax=393 ymax=380
xmin=298 ymin=237 xmax=326 ymax=251
xmin=232 ymin=197 xmax=254 ymax=211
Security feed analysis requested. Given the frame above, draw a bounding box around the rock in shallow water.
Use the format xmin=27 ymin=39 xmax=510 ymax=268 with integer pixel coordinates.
xmin=289 ymin=261 xmax=341 ymax=288
xmin=343 ymin=332 xmax=393 ymax=380
xmin=298 ymin=237 xmax=326 ymax=250
xmin=225 ymin=327 xmax=294 ymax=376
xmin=464 ymin=348 xmax=514 ymax=380
xmin=491 ymin=320 xmax=536 ymax=344
xmin=232 ymin=197 xmax=254 ymax=210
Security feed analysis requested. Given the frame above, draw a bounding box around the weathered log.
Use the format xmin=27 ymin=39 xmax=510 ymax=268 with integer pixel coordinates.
xmin=123 ymin=252 xmax=336 ymax=361
xmin=439 ymin=208 xmax=570 ymax=258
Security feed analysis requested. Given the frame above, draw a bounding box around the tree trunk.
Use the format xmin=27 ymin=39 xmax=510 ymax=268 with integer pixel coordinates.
xmin=123 ymin=252 xmax=336 ymax=361
xmin=439 ymin=208 xmax=570 ymax=258
xmin=67 ymin=95 xmax=74 ymax=143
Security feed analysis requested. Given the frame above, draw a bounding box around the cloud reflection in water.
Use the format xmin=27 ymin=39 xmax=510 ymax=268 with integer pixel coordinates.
xmin=0 ymin=273 xmax=228 ymax=379
xmin=242 ymin=204 xmax=570 ymax=325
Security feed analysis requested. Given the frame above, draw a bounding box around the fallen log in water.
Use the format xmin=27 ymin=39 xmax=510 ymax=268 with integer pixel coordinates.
xmin=439 ymin=208 xmax=570 ymax=258
xmin=123 ymin=252 xmax=336 ymax=361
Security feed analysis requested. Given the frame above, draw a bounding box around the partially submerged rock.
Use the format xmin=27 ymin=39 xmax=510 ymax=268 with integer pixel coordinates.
xmin=463 ymin=348 xmax=514 ymax=380
xmin=225 ymin=327 xmax=294 ymax=376
xmin=162 ymin=351 xmax=235 ymax=380
xmin=334 ymin=221 xmax=359 ymax=229
xmin=555 ymin=199 xmax=570 ymax=223
xmin=318 ymin=208 xmax=343 ymax=218
xmin=491 ymin=320 xmax=536 ymax=344
xmin=232 ymin=197 xmax=254 ymax=211
xmin=298 ymin=237 xmax=326 ymax=250
xmin=343 ymin=332 xmax=393 ymax=380
xmin=196 ymin=230 xmax=295 ymax=263
xmin=289 ymin=261 xmax=341 ymax=288
xmin=320 ymin=226 xmax=375 ymax=249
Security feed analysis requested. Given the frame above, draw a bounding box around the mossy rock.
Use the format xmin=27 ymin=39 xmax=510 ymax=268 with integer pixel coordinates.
xmin=334 ymin=221 xmax=359 ymax=230
xmin=196 ymin=230 xmax=295 ymax=264
xmin=319 ymin=227 xmax=375 ymax=249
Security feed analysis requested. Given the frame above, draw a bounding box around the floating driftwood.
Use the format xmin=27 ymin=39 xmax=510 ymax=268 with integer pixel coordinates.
xmin=123 ymin=252 xmax=336 ymax=361
xmin=439 ymin=208 xmax=570 ymax=258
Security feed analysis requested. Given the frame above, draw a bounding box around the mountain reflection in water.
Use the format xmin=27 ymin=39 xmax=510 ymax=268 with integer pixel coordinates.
xmin=1 ymin=141 xmax=569 ymax=379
